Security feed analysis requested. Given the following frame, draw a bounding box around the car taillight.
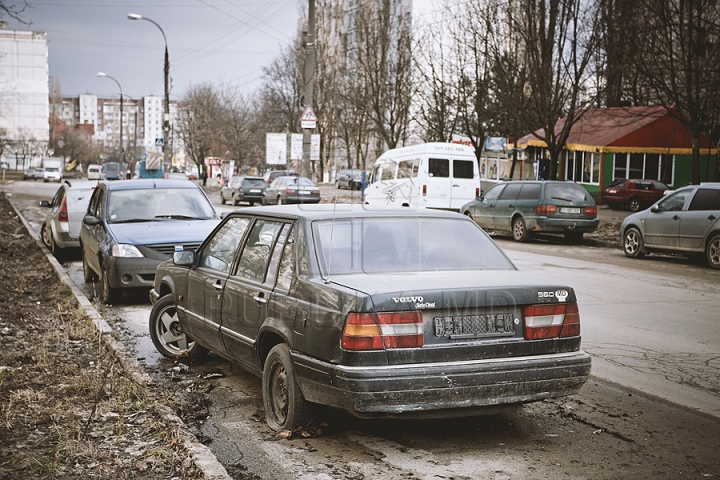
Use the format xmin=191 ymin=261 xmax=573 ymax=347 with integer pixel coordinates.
xmin=584 ymin=207 xmax=597 ymax=217
xmin=341 ymin=312 xmax=424 ymax=350
xmin=238 ymin=187 xmax=244 ymax=193
xmin=523 ymin=303 xmax=580 ymax=340
xmin=58 ymin=197 xmax=68 ymax=222
xmin=537 ymin=204 xmax=557 ymax=215
xmin=476 ymin=187 xmax=480 ymax=197
xmin=285 ymin=189 xmax=295 ymax=194
xmin=422 ymin=185 xmax=427 ymax=196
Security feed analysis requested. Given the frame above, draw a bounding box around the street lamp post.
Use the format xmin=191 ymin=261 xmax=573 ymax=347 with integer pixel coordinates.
xmin=128 ymin=13 xmax=170 ymax=172
xmin=96 ymin=72 xmax=123 ymax=163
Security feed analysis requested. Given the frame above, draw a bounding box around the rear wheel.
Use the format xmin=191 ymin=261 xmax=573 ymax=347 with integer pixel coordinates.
xmin=220 ymin=193 xmax=226 ymax=205
xmin=41 ymin=223 xmax=52 ymax=248
xmin=628 ymin=197 xmax=642 ymax=212
xmin=623 ymin=227 xmax=645 ymax=258
xmin=277 ymin=196 xmax=283 ymax=205
xmin=706 ymin=234 xmax=720 ymax=269
xmin=262 ymin=344 xmax=312 ymax=431
xmin=512 ymin=217 xmax=529 ymax=242
xmin=101 ymin=264 xmax=121 ymax=304
xmin=149 ymin=294 xmax=208 ymax=358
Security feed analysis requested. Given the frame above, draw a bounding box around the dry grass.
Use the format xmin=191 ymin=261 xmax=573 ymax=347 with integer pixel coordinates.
xmin=0 ymin=194 xmax=204 ymax=479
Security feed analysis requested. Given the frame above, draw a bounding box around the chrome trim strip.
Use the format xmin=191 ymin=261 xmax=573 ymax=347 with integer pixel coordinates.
xmin=220 ymin=327 xmax=255 ymax=347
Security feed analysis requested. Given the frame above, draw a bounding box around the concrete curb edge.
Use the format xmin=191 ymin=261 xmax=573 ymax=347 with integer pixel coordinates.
xmin=6 ymin=193 xmax=232 ymax=480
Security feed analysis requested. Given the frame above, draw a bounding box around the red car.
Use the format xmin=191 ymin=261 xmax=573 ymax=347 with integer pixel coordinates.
xmin=604 ymin=179 xmax=669 ymax=211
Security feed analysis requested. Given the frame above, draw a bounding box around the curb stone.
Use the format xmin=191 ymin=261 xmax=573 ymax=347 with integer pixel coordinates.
xmin=6 ymin=194 xmax=232 ymax=480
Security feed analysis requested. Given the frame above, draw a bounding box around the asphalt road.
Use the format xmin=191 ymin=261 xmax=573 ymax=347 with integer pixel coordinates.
xmin=3 ymin=179 xmax=720 ymax=479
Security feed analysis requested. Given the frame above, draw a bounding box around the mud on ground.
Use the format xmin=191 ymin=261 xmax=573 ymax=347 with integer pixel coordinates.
xmin=0 ymin=193 xmax=204 ymax=479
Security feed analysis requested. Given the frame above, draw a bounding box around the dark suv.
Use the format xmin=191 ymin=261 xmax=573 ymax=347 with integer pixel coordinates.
xmin=461 ymin=180 xmax=599 ymax=243
xmin=604 ymin=179 xmax=669 ymax=212
xmin=220 ymin=175 xmax=267 ymax=206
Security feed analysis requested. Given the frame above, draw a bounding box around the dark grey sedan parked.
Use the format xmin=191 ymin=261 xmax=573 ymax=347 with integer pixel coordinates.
xmin=148 ymin=205 xmax=591 ymax=431
xmin=220 ymin=175 xmax=266 ymax=206
xmin=621 ymin=183 xmax=720 ymax=268
xmin=461 ymin=180 xmax=598 ymax=243
xmin=79 ymin=179 xmax=220 ymax=303
xmin=261 ymin=176 xmax=320 ymax=205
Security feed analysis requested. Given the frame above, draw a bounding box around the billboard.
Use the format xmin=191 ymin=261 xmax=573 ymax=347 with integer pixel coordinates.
xmin=266 ymin=133 xmax=287 ymax=165
xmin=290 ymin=133 xmax=321 ymax=161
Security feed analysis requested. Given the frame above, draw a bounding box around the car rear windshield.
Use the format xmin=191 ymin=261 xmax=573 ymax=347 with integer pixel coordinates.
xmin=243 ymin=178 xmax=266 ymax=187
xmin=107 ymin=188 xmax=216 ymax=223
xmin=544 ymin=183 xmax=593 ymax=203
xmin=313 ymin=217 xmax=514 ymax=275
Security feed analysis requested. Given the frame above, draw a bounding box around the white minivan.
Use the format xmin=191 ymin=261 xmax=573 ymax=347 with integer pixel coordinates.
xmin=87 ymin=164 xmax=102 ymax=180
xmin=363 ymin=143 xmax=480 ymax=210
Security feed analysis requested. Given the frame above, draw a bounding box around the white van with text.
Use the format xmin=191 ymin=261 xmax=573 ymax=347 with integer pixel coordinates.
xmin=363 ymin=143 xmax=480 ymax=210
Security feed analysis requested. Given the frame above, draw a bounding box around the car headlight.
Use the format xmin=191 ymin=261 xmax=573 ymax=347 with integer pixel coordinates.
xmin=111 ymin=244 xmax=144 ymax=258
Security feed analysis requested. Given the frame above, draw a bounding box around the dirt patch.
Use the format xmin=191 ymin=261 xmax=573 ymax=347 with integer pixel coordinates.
xmin=0 ymin=194 xmax=204 ymax=479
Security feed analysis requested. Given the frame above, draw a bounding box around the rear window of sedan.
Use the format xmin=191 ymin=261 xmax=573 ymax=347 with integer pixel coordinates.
xmin=243 ymin=178 xmax=266 ymax=187
xmin=544 ymin=183 xmax=593 ymax=203
xmin=313 ymin=217 xmax=514 ymax=275
xmin=107 ymin=188 xmax=216 ymax=223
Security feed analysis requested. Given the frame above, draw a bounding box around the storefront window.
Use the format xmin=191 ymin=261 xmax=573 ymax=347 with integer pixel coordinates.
xmin=613 ymin=153 xmax=674 ymax=185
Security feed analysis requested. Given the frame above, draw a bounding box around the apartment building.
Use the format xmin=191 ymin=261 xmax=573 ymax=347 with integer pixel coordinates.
xmin=0 ymin=22 xmax=49 ymax=168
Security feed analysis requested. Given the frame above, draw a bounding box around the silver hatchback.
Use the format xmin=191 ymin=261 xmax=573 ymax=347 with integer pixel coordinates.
xmin=621 ymin=184 xmax=720 ymax=268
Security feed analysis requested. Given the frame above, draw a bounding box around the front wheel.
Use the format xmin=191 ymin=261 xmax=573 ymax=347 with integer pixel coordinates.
xmin=623 ymin=227 xmax=645 ymax=258
xmin=101 ymin=264 xmax=121 ymax=304
xmin=262 ymin=344 xmax=312 ymax=431
xmin=149 ymin=294 xmax=208 ymax=358
xmin=232 ymin=194 xmax=239 ymax=206
xmin=82 ymin=249 xmax=98 ymax=282
xmin=512 ymin=217 xmax=529 ymax=242
xmin=706 ymin=234 xmax=720 ymax=269
xmin=220 ymin=193 xmax=226 ymax=205
xmin=277 ymin=196 xmax=283 ymax=205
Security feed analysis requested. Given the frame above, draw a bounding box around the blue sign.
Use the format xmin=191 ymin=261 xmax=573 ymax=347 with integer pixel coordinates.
xmin=484 ymin=137 xmax=508 ymax=152
xmin=155 ymin=138 xmax=164 ymax=147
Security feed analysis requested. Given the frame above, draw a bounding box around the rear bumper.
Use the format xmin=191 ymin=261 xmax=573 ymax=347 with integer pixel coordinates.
xmin=528 ymin=217 xmax=599 ymax=233
xmin=286 ymin=194 xmax=321 ymax=204
xmin=292 ymin=350 xmax=591 ymax=418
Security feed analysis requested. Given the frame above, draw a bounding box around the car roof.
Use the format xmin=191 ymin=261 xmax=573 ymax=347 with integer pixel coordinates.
xmin=100 ymin=179 xmax=201 ymax=191
xmin=62 ymin=180 xmax=100 ymax=190
xmin=237 ymin=204 xmax=467 ymax=221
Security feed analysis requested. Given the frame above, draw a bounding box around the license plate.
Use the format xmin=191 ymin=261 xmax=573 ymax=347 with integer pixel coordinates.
xmin=434 ymin=314 xmax=515 ymax=339
xmin=560 ymin=207 xmax=581 ymax=214
xmin=607 ymin=189 xmax=617 ymax=194
xmin=299 ymin=191 xmax=309 ymax=194
xmin=250 ymin=189 xmax=261 ymax=193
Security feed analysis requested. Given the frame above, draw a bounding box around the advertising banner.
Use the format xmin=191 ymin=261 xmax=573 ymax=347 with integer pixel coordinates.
xmin=266 ymin=133 xmax=287 ymax=165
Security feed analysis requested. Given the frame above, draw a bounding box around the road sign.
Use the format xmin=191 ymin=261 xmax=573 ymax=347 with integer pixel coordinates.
xmin=155 ymin=137 xmax=164 ymax=147
xmin=300 ymin=105 xmax=318 ymax=129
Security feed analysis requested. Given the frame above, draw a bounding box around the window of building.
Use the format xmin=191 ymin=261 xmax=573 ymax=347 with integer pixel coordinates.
xmin=613 ymin=153 xmax=675 ymax=185
xmin=566 ymin=151 xmax=600 ymax=184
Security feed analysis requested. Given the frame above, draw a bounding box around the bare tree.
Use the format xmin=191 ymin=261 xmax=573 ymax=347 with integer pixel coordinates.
xmin=0 ymin=0 xmax=29 ymax=23
xmin=630 ymin=0 xmax=720 ymax=185
xmin=60 ymin=126 xmax=99 ymax=170
xmin=177 ymin=83 xmax=226 ymax=185
xmin=516 ymin=0 xmax=602 ymax=179
xmin=10 ymin=129 xmax=43 ymax=170
xmin=353 ymin=0 xmax=414 ymax=151
xmin=414 ymin=11 xmax=460 ymax=143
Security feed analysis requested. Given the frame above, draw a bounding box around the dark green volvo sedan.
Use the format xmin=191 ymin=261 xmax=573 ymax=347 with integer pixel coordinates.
xmin=149 ymin=205 xmax=591 ymax=431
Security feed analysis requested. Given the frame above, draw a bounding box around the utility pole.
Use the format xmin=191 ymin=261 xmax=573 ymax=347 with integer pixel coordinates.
xmin=302 ymin=0 xmax=316 ymax=180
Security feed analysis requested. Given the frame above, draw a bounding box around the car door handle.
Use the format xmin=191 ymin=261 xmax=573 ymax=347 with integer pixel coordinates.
xmin=673 ymin=215 xmax=680 ymax=220
xmin=253 ymin=293 xmax=268 ymax=304
xmin=452 ymin=184 xmax=459 ymax=187
xmin=508 ymin=204 xmax=514 ymax=208
xmin=214 ymin=280 xmax=223 ymax=291
xmin=709 ymin=215 xmax=717 ymax=221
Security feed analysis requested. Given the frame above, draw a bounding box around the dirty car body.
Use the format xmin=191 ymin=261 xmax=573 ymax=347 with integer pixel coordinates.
xmin=80 ymin=179 xmax=220 ymax=303
xmin=149 ymin=205 xmax=591 ymax=430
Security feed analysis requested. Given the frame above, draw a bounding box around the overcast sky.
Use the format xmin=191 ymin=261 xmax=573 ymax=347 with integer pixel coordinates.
xmin=4 ymin=0 xmax=306 ymax=99
xmin=4 ymin=0 xmax=438 ymax=102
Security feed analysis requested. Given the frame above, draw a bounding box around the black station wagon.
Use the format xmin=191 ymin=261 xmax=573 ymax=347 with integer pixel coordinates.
xmin=149 ymin=205 xmax=591 ymax=431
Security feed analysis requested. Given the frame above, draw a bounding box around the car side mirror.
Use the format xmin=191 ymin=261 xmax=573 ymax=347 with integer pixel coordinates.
xmin=173 ymin=250 xmax=195 ymax=266
xmin=38 ymin=200 xmax=51 ymax=207
xmin=83 ymin=215 xmax=100 ymax=226
xmin=650 ymin=205 xmax=660 ymax=213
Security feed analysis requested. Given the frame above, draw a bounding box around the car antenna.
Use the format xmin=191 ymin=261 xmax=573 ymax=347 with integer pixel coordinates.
xmin=323 ymin=195 xmax=338 ymax=284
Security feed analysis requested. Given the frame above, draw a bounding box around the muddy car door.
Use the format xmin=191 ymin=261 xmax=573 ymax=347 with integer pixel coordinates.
xmin=220 ymin=218 xmax=289 ymax=369
xmin=183 ymin=216 xmax=251 ymax=348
